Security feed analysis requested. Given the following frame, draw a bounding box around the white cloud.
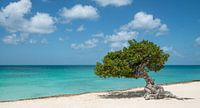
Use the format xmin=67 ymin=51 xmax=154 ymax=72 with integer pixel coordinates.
xmin=28 ymin=38 xmax=48 ymax=44
xmin=156 ymin=24 xmax=168 ymax=36
xmin=99 ymin=11 xmax=168 ymax=50
xmin=27 ymin=12 xmax=55 ymax=34
xmin=95 ymin=0 xmax=132 ymax=7
xmin=0 ymin=0 xmax=55 ymax=34
xmin=85 ymin=11 xmax=168 ymax=50
xmin=71 ymin=38 xmax=99 ymax=49
xmin=2 ymin=33 xmax=29 ymax=45
xmin=105 ymin=31 xmax=138 ymax=50
xmin=110 ymin=42 xmax=128 ymax=50
xmin=60 ymin=4 xmax=99 ymax=22
xmin=0 ymin=0 xmax=31 ymax=17
xmin=0 ymin=0 xmax=32 ymax=32
xmin=123 ymin=11 xmax=161 ymax=30
xmin=77 ymin=25 xmax=86 ymax=32
xmin=2 ymin=33 xmax=49 ymax=45
xmin=162 ymin=46 xmax=183 ymax=57
xmin=195 ymin=37 xmax=200 ymax=46
xmin=0 ymin=0 xmax=55 ymax=45
xmin=120 ymin=11 xmax=168 ymax=36
xmin=105 ymin=31 xmax=137 ymax=42
xmin=92 ymin=32 xmax=104 ymax=38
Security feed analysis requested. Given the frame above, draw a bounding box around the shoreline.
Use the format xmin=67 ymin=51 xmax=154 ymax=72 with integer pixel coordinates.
xmin=1 ymin=80 xmax=200 ymax=103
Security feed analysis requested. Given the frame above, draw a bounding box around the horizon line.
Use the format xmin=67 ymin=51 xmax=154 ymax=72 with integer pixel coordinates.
xmin=0 ymin=65 xmax=200 ymax=66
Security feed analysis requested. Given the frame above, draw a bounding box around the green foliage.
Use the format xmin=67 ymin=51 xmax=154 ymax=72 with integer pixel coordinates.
xmin=95 ymin=39 xmax=169 ymax=78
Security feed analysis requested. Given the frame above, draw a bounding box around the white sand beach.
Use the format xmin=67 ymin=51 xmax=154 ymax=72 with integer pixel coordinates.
xmin=1 ymin=81 xmax=200 ymax=108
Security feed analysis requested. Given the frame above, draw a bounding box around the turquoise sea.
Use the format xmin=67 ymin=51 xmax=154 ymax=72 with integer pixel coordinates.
xmin=0 ymin=65 xmax=200 ymax=101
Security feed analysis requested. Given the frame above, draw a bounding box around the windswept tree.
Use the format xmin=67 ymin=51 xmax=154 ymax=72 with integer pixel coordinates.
xmin=95 ymin=39 xmax=176 ymax=100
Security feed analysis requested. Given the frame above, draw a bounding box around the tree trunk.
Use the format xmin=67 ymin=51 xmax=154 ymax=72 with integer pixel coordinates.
xmin=134 ymin=60 xmax=176 ymax=100
xmin=142 ymin=71 xmax=164 ymax=100
xmin=142 ymin=71 xmax=177 ymax=100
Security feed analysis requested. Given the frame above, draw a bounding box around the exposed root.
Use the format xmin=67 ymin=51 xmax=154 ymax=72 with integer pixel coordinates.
xmin=144 ymin=84 xmax=178 ymax=100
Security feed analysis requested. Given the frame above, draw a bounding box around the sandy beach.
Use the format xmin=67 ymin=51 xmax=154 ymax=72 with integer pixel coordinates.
xmin=0 ymin=81 xmax=200 ymax=108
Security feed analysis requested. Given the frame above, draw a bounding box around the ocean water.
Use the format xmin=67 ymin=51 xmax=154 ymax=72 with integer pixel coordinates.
xmin=0 ymin=65 xmax=200 ymax=101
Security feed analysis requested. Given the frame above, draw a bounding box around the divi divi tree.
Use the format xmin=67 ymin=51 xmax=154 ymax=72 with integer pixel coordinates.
xmin=95 ymin=39 xmax=176 ymax=100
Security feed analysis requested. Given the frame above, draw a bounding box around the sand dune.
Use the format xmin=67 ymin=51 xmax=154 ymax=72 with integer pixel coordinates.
xmin=1 ymin=81 xmax=200 ymax=108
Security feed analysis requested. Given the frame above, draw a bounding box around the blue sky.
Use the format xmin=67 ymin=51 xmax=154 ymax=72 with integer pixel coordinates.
xmin=0 ymin=0 xmax=200 ymax=65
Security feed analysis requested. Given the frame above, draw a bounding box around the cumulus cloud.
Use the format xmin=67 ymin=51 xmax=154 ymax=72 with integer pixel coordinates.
xmin=156 ymin=24 xmax=168 ymax=36
xmin=28 ymin=38 xmax=48 ymax=44
xmin=97 ymin=11 xmax=168 ymax=50
xmin=120 ymin=11 xmax=168 ymax=36
xmin=60 ymin=4 xmax=99 ymax=22
xmin=0 ymin=0 xmax=31 ymax=32
xmin=195 ymin=37 xmax=200 ymax=46
xmin=0 ymin=0 xmax=55 ymax=45
xmin=105 ymin=31 xmax=137 ymax=43
xmin=162 ymin=46 xmax=183 ymax=57
xmin=70 ymin=11 xmax=168 ymax=50
xmin=76 ymin=25 xmax=86 ymax=32
xmin=29 ymin=38 xmax=48 ymax=44
xmin=28 ymin=12 xmax=55 ymax=34
xmin=2 ymin=33 xmax=29 ymax=45
xmin=105 ymin=31 xmax=138 ymax=50
xmin=2 ymin=33 xmax=49 ymax=45
xmin=71 ymin=38 xmax=99 ymax=49
xmin=0 ymin=0 xmax=55 ymax=34
xmin=95 ymin=0 xmax=132 ymax=7
xmin=110 ymin=42 xmax=129 ymax=50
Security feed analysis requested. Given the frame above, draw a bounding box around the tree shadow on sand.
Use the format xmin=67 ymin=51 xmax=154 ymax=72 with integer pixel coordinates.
xmin=100 ymin=90 xmax=145 ymax=99
xmin=99 ymin=90 xmax=194 ymax=100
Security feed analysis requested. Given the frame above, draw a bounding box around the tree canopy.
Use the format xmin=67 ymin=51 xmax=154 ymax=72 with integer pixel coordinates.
xmin=95 ymin=39 xmax=169 ymax=78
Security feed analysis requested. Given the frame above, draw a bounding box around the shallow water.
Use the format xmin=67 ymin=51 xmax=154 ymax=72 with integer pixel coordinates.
xmin=0 ymin=65 xmax=200 ymax=101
